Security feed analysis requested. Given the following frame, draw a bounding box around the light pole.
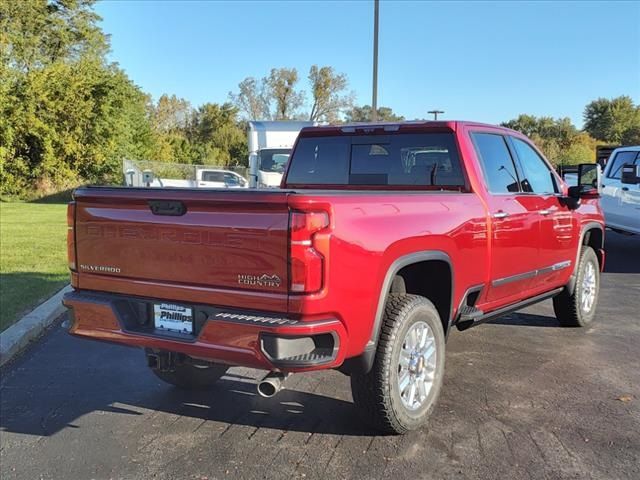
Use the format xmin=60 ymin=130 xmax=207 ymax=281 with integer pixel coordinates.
xmin=428 ymin=110 xmax=444 ymax=120
xmin=371 ymin=0 xmax=379 ymax=122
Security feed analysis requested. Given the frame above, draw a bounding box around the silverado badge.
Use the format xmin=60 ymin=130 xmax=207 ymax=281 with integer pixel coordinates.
xmin=237 ymin=274 xmax=281 ymax=288
xmin=79 ymin=264 xmax=121 ymax=273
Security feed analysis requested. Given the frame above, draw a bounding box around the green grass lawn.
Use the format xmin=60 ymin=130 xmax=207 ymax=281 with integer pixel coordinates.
xmin=0 ymin=202 xmax=69 ymax=331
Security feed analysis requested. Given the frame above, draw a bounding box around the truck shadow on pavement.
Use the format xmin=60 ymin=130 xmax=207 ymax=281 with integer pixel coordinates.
xmin=0 ymin=336 xmax=376 ymax=437
xmin=602 ymin=231 xmax=640 ymax=274
xmin=487 ymin=313 xmax=561 ymax=328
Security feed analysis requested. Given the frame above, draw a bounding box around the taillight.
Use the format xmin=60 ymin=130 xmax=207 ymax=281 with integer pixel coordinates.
xmin=289 ymin=210 xmax=329 ymax=293
xmin=67 ymin=202 xmax=76 ymax=271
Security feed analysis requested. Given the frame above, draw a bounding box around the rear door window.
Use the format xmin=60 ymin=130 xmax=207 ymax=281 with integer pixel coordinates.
xmin=285 ymin=133 xmax=465 ymax=187
xmin=202 ymin=171 xmax=225 ymax=182
xmin=470 ymin=133 xmax=520 ymax=193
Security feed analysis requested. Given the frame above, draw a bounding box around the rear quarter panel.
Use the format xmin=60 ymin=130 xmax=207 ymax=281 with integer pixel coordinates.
xmin=288 ymin=192 xmax=488 ymax=357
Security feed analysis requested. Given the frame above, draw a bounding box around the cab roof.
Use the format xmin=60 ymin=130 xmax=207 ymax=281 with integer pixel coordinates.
xmin=298 ymin=120 xmax=521 ymax=136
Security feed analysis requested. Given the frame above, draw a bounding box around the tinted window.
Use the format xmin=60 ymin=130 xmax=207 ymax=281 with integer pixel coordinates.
xmin=202 ymin=171 xmax=225 ymax=182
xmin=224 ymin=173 xmax=240 ymax=185
xmin=607 ymin=151 xmax=639 ymax=179
xmin=471 ymin=133 xmax=520 ymax=193
xmin=511 ymin=137 xmax=558 ymax=194
xmin=286 ymin=136 xmax=351 ymax=184
xmin=259 ymin=149 xmax=291 ymax=173
xmin=286 ymin=133 xmax=465 ymax=187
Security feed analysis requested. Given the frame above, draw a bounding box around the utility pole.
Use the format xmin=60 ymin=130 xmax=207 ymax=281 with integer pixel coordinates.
xmin=428 ymin=110 xmax=444 ymax=121
xmin=371 ymin=0 xmax=379 ymax=122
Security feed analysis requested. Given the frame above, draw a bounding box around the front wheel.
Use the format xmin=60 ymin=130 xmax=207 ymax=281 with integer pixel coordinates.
xmin=553 ymin=246 xmax=600 ymax=327
xmin=350 ymin=294 xmax=446 ymax=434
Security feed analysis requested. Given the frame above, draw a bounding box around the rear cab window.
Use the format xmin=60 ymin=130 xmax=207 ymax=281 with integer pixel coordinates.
xmin=284 ymin=132 xmax=466 ymax=188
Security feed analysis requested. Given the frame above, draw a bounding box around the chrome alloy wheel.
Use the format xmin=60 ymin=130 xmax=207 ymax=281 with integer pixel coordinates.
xmin=397 ymin=320 xmax=437 ymax=411
xmin=581 ymin=260 xmax=597 ymax=313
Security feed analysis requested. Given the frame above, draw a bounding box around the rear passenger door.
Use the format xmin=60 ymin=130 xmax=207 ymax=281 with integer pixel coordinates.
xmin=508 ymin=136 xmax=575 ymax=291
xmin=470 ymin=132 xmax=541 ymax=307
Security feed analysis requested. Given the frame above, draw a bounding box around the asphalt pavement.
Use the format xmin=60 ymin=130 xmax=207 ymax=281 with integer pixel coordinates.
xmin=1 ymin=231 xmax=639 ymax=480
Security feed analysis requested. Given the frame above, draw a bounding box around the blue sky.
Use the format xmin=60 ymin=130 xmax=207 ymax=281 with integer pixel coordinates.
xmin=96 ymin=0 xmax=640 ymax=127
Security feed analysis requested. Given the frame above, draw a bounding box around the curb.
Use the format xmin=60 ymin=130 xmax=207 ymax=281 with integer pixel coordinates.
xmin=0 ymin=285 xmax=72 ymax=367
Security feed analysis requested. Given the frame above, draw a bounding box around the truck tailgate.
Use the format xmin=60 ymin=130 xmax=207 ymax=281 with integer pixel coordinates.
xmin=73 ymin=187 xmax=290 ymax=309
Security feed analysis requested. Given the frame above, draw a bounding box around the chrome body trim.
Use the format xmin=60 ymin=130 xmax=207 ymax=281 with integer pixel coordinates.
xmin=491 ymin=260 xmax=572 ymax=287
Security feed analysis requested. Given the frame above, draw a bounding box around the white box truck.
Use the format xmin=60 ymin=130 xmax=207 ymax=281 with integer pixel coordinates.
xmin=248 ymin=121 xmax=317 ymax=188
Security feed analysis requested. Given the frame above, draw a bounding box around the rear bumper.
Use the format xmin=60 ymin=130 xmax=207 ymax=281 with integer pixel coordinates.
xmin=62 ymin=290 xmax=347 ymax=372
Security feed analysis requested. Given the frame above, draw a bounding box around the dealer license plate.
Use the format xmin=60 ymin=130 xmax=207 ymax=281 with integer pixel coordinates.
xmin=153 ymin=303 xmax=193 ymax=334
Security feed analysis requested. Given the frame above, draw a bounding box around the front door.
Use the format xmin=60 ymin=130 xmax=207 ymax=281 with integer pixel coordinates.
xmin=508 ymin=136 xmax=576 ymax=290
xmin=620 ymin=181 xmax=640 ymax=233
xmin=602 ymin=150 xmax=640 ymax=230
xmin=618 ymin=153 xmax=640 ymax=233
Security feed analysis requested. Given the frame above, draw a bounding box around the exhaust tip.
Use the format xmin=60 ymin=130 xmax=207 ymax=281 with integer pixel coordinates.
xmin=257 ymin=372 xmax=289 ymax=398
xmin=257 ymin=381 xmax=278 ymax=398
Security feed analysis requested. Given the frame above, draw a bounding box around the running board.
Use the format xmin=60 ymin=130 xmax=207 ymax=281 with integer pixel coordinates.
xmin=458 ymin=304 xmax=483 ymax=323
xmin=456 ymin=287 xmax=564 ymax=331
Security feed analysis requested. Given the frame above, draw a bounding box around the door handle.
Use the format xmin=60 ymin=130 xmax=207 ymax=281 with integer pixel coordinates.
xmin=539 ymin=209 xmax=551 ymax=216
xmin=148 ymin=200 xmax=187 ymax=216
xmin=622 ymin=187 xmax=629 ymax=191
xmin=492 ymin=211 xmax=509 ymax=219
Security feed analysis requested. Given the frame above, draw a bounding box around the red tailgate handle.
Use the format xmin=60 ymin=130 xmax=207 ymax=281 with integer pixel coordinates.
xmin=148 ymin=200 xmax=187 ymax=216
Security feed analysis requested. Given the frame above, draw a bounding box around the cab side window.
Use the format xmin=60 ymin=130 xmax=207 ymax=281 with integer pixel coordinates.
xmin=510 ymin=138 xmax=558 ymax=194
xmin=202 ymin=171 xmax=225 ymax=183
xmin=224 ymin=173 xmax=240 ymax=186
xmin=471 ymin=133 xmax=520 ymax=193
xmin=607 ymin=151 xmax=639 ymax=179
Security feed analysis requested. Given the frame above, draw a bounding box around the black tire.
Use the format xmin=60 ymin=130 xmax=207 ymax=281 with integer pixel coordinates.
xmin=151 ymin=358 xmax=228 ymax=390
xmin=553 ymin=246 xmax=600 ymax=327
xmin=350 ymin=294 xmax=446 ymax=434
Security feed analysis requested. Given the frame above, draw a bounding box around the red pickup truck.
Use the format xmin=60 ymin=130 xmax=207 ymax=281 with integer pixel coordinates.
xmin=63 ymin=121 xmax=605 ymax=434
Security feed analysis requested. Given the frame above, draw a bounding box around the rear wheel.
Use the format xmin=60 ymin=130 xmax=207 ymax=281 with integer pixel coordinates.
xmin=553 ymin=246 xmax=600 ymax=327
xmin=148 ymin=351 xmax=228 ymax=389
xmin=350 ymin=294 xmax=446 ymax=434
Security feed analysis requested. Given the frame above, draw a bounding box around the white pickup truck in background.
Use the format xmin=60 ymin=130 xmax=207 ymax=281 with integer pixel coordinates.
xmin=600 ymin=146 xmax=640 ymax=235
xmin=150 ymin=168 xmax=248 ymax=189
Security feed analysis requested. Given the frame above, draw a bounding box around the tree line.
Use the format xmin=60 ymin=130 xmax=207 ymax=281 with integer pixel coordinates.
xmin=0 ymin=0 xmax=386 ymax=198
xmin=502 ymin=96 xmax=640 ymax=166
xmin=1 ymin=1 xmax=638 ymax=199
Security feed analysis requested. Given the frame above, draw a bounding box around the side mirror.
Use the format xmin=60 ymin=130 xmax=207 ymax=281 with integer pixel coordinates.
xmin=621 ymin=164 xmax=640 ymax=185
xmin=568 ymin=163 xmax=601 ymax=200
